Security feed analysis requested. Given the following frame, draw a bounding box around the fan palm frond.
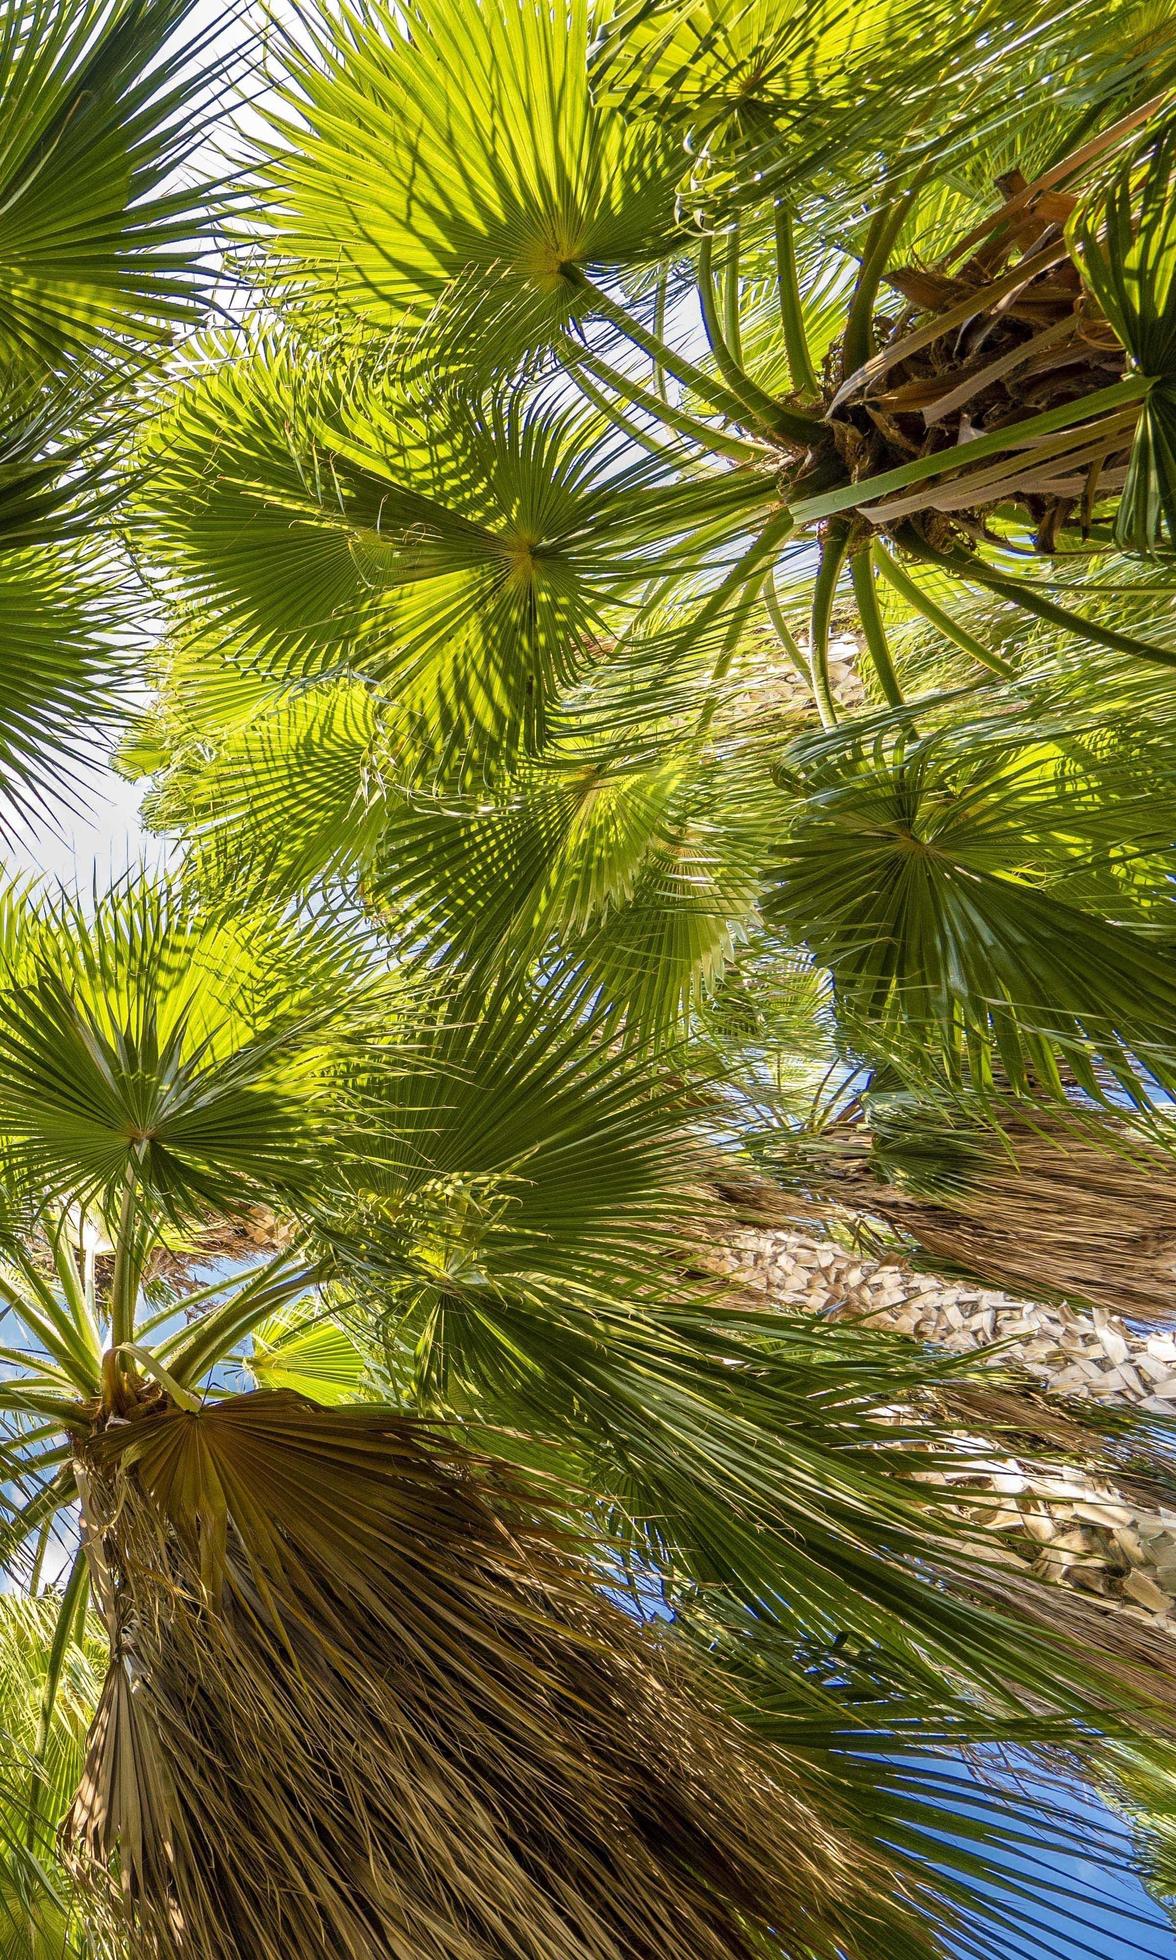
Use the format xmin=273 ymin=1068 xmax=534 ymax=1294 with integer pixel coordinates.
xmin=0 ymin=0 xmax=230 ymax=373
xmin=141 ymin=335 xmax=767 ymax=763
xmin=766 ymin=707 xmax=1176 ymax=1102
xmin=260 ymin=0 xmax=683 ymax=356
xmin=0 ymin=879 xmax=361 ymax=1221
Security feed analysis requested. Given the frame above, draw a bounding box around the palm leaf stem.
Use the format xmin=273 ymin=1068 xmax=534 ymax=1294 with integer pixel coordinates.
xmin=162 ymin=1258 xmax=323 ymax=1389
xmin=569 ymin=359 xmax=688 ymax=464
xmin=697 ymin=233 xmax=790 ymax=438
xmin=874 ymin=545 xmax=1014 ymax=678
xmin=568 ymin=342 xmax=768 ymax=463
xmin=789 ymin=376 xmax=1151 ymax=527
xmin=0 ymin=1347 xmax=72 ymax=1381
xmin=694 ymin=536 xmax=792 ymax=738
xmin=569 ymin=267 xmax=818 ymax=445
xmin=1 ymin=1469 xmax=78 ymax=1563
xmin=680 ymin=507 xmax=797 ymax=727
xmin=652 ymin=265 xmax=670 ymax=400
xmin=133 ymin=1261 xmax=291 ymax=1345
xmin=24 ymin=1548 xmax=86 ymax=1850
xmin=762 ymin=569 xmax=818 ymax=697
xmin=0 ymin=1263 xmax=99 ymax=1396
xmin=27 ymin=1516 xmax=52 ymax=1597
xmin=842 ymin=179 xmax=928 ymax=376
xmin=773 ymin=202 xmax=820 ymax=398
xmin=809 ymin=523 xmax=850 ymax=726
xmin=107 ymin=1174 xmax=142 ymax=1356
xmin=116 ymin=1344 xmax=202 ymax=1411
xmin=906 ymin=533 xmax=1176 ymax=668
xmin=850 ymin=544 xmax=903 ymax=706
xmin=47 ymin=1223 xmax=100 ymax=1364
xmin=0 ymin=1385 xmax=85 ymax=1428
xmin=722 ymin=223 xmax=743 ymax=368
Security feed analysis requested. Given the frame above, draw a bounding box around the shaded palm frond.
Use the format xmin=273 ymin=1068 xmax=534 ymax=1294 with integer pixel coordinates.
xmin=0 ymin=1590 xmax=106 ymax=1959
xmin=766 ymin=708 xmax=1176 ymax=1103
xmin=0 ymin=539 xmax=133 ymax=835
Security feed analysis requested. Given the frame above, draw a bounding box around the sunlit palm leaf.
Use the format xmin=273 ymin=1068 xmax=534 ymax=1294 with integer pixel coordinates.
xmin=0 ymin=540 xmax=129 ymax=834
xmin=0 ymin=882 xmax=355 ymax=1218
xmin=0 ymin=0 xmax=231 ymax=372
xmin=261 ymin=0 xmax=682 ymax=354
xmin=142 ymin=337 xmax=764 ymax=761
xmin=245 ymin=1301 xmax=368 ymax=1404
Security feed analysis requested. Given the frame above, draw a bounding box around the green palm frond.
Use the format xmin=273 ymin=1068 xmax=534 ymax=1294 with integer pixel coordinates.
xmin=0 ymin=1590 xmax=103 ymax=1959
xmin=360 ymin=729 xmax=770 ymax=1036
xmin=141 ymin=336 xmax=768 ymax=762
xmin=702 ymin=1598 xmax=1176 ymax=1960
xmin=305 ymin=984 xmax=1176 ymax=1738
xmin=147 ymin=679 xmax=385 ymax=900
xmin=361 ymin=1207 xmax=1176 ymax=1734
xmin=0 ymin=881 xmax=359 ymax=1221
xmin=332 ymin=980 xmax=699 ymax=1310
xmin=766 ymin=707 xmax=1176 ymax=1101
xmin=0 ymin=0 xmax=229 ymax=374
xmin=138 ymin=340 xmax=387 ymax=680
xmin=598 ymin=0 xmax=1176 ymax=220
xmin=245 ymin=1299 xmax=368 ymax=1404
xmin=53 ymin=6 xmax=1176 ymax=1952
xmin=261 ymin=0 xmax=683 ymax=355
xmin=0 ymin=539 xmax=130 ymax=833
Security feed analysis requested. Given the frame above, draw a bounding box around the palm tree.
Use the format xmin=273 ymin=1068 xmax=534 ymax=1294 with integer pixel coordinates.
xmin=0 ymin=879 xmax=1174 ymax=1955
xmin=6 ymin=0 xmax=1176 ymax=1953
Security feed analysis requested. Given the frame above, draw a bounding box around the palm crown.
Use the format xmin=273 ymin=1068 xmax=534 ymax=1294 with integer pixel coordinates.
xmin=5 ymin=1 xmax=1176 ymax=1956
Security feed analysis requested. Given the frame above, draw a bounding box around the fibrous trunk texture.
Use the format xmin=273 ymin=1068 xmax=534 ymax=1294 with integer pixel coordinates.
xmin=66 ymin=1391 xmax=883 ymax=1960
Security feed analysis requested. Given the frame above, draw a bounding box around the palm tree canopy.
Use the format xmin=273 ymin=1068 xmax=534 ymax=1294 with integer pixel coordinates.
xmin=5 ymin=0 xmax=1176 ymax=1955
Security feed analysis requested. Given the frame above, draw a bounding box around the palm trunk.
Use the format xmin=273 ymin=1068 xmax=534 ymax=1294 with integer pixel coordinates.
xmin=706 ymin=1210 xmax=1176 ymax=1627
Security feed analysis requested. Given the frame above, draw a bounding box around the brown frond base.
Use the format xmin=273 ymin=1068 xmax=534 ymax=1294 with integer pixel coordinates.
xmin=824 ymin=172 xmax=1133 ymax=552
xmin=65 ymin=1392 xmax=884 ymax=1960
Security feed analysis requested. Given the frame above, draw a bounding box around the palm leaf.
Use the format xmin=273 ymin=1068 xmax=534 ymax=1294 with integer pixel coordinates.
xmin=151 ymin=679 xmax=386 ymax=900
xmin=0 ymin=881 xmax=356 ymax=1220
xmin=766 ymin=709 xmax=1176 ymax=1102
xmin=0 ymin=539 xmax=132 ymax=836
xmin=0 ymin=0 xmax=231 ymax=372
xmin=245 ymin=1300 xmax=368 ymax=1405
xmin=141 ymin=337 xmax=765 ymax=763
xmin=309 ymin=985 xmax=1176 ymax=1739
xmin=260 ymin=0 xmax=682 ymax=356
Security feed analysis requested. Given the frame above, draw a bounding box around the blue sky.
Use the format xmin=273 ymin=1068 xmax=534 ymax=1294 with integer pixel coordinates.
xmin=949 ymin=1772 xmax=1176 ymax=1960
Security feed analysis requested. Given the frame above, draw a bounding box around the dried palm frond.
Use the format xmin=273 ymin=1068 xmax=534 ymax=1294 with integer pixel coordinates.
xmin=65 ymin=1390 xmax=891 ymax=1960
xmin=826 ymin=1109 xmax=1176 ymax=1323
xmin=827 ymin=169 xmax=1132 ymax=549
